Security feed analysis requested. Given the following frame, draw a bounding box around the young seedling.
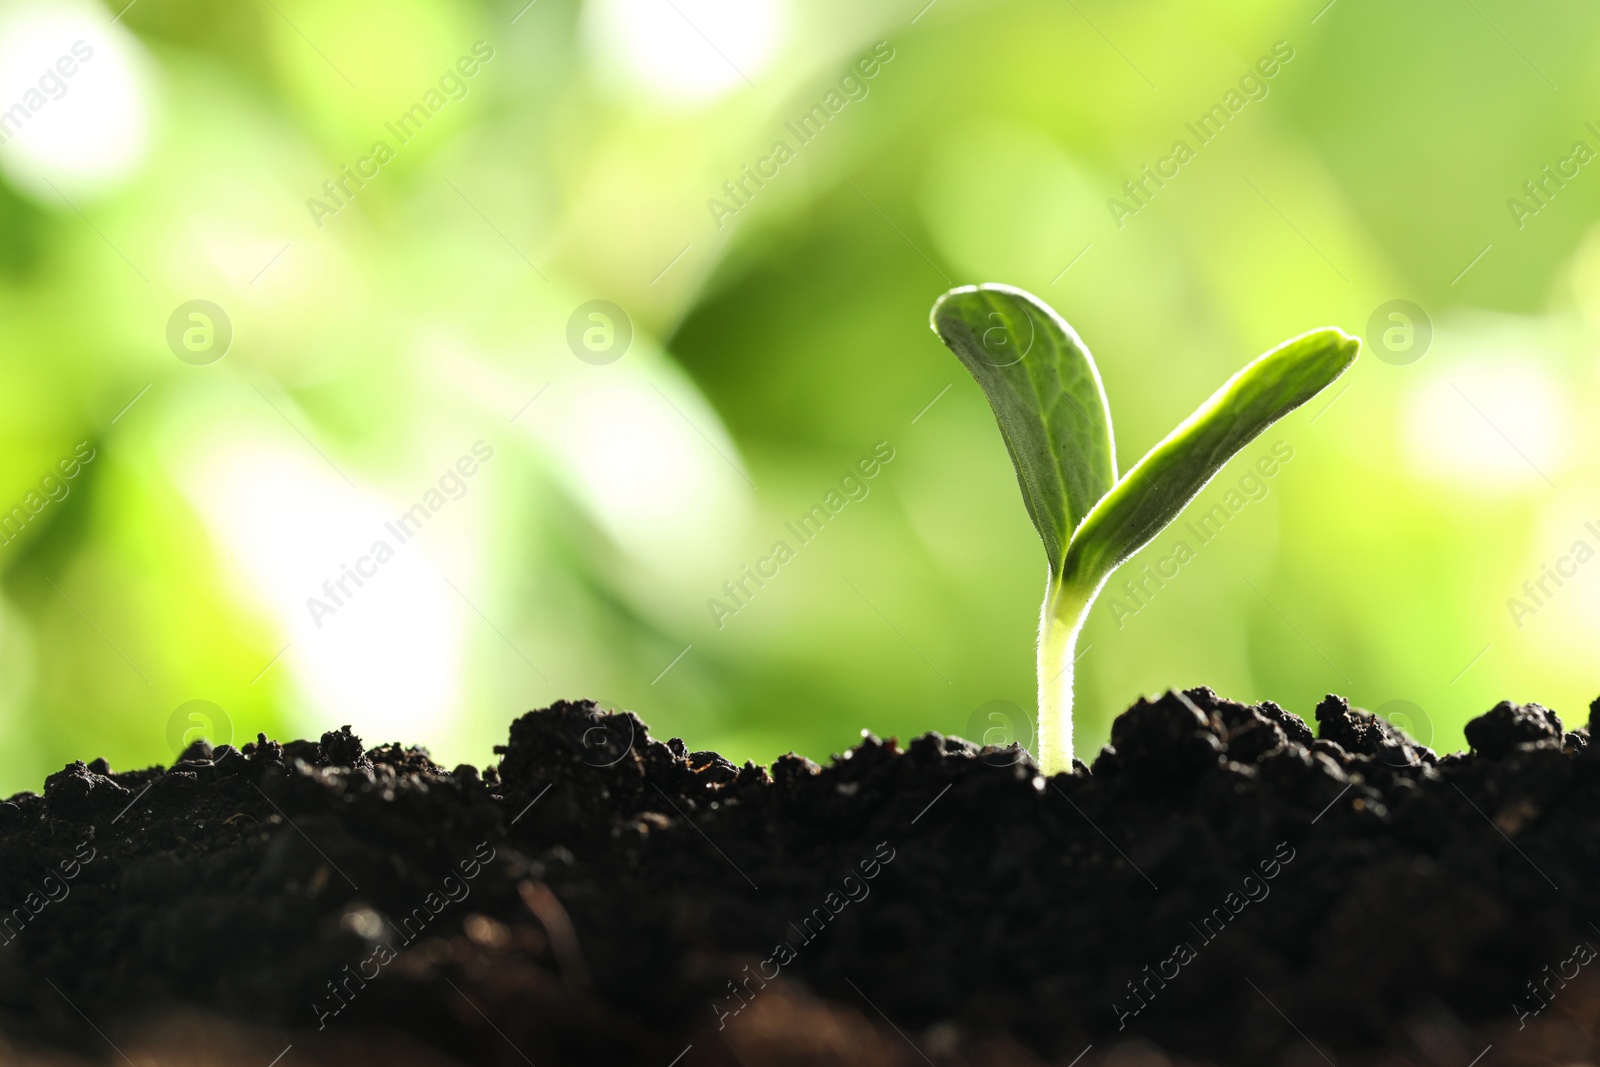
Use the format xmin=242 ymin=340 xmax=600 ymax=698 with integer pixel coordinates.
xmin=931 ymin=284 xmax=1358 ymax=774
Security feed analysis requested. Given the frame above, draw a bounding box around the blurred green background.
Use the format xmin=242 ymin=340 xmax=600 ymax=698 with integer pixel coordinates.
xmin=1 ymin=0 xmax=1598 ymax=793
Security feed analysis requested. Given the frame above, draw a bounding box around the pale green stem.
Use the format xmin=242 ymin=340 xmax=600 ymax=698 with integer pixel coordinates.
xmin=1036 ymin=573 xmax=1095 ymax=775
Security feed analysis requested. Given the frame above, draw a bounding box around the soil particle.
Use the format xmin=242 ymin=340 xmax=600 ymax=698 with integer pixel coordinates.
xmin=41 ymin=760 xmax=129 ymax=818
xmin=1463 ymin=699 xmax=1563 ymax=758
xmin=1315 ymin=693 xmax=1432 ymax=766
xmin=319 ymin=726 xmax=373 ymax=770
xmin=4 ymin=689 xmax=1600 ymax=1066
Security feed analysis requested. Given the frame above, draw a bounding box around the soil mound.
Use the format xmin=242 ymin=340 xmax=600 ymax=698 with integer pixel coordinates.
xmin=1 ymin=690 xmax=1597 ymax=1066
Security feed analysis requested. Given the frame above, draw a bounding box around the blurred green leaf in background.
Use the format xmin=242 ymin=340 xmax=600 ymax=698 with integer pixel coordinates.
xmin=2 ymin=0 xmax=1600 ymax=792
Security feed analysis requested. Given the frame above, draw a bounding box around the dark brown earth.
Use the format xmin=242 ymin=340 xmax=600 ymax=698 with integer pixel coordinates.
xmin=2 ymin=689 xmax=1600 ymax=1067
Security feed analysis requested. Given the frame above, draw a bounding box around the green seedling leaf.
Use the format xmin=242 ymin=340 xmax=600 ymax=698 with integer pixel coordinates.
xmin=930 ymin=284 xmax=1116 ymax=573
xmin=931 ymin=284 xmax=1359 ymax=774
xmin=1061 ymin=327 xmax=1359 ymax=597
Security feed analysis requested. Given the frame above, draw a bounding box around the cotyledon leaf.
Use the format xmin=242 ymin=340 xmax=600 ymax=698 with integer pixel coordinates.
xmin=1059 ymin=327 xmax=1360 ymax=597
xmin=931 ymin=284 xmax=1116 ymax=573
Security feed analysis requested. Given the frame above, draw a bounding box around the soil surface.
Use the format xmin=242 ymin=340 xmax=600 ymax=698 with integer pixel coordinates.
xmin=3 ymin=690 xmax=1600 ymax=1066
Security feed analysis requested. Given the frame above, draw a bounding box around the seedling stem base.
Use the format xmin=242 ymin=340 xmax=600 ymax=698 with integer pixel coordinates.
xmin=1037 ymin=574 xmax=1092 ymax=774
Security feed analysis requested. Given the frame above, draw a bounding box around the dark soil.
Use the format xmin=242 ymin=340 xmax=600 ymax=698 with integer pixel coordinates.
xmin=2 ymin=689 xmax=1600 ymax=1066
